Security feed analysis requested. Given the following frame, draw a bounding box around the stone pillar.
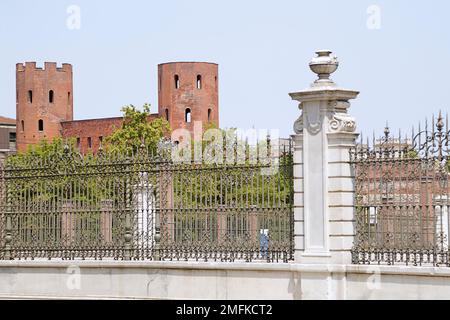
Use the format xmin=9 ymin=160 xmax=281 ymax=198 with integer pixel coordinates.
xmin=289 ymin=50 xmax=359 ymax=264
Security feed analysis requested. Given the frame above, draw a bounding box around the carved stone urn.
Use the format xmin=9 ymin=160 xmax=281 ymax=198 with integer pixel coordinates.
xmin=309 ymin=50 xmax=339 ymax=85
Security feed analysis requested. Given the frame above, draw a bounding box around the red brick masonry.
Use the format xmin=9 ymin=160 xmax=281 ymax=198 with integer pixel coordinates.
xmin=15 ymin=61 xmax=219 ymax=154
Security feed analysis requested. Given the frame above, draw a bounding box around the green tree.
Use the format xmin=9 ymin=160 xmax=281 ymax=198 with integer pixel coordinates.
xmin=105 ymin=103 xmax=170 ymax=153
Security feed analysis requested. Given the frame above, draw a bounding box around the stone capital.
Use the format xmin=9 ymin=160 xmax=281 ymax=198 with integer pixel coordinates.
xmin=289 ymin=87 xmax=359 ymax=104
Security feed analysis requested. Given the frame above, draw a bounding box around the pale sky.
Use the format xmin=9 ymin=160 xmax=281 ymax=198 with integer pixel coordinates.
xmin=0 ymin=0 xmax=449 ymax=138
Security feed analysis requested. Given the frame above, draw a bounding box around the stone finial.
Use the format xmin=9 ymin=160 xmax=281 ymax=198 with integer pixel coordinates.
xmin=309 ymin=50 xmax=339 ymax=86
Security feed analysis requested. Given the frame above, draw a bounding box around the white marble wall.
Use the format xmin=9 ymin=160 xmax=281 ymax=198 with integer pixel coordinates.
xmin=1 ymin=261 xmax=450 ymax=300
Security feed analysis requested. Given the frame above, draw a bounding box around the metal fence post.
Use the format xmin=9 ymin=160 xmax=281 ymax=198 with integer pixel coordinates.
xmin=4 ymin=215 xmax=12 ymax=260
xmin=154 ymin=226 xmax=161 ymax=261
xmin=123 ymin=213 xmax=132 ymax=260
xmin=153 ymin=165 xmax=162 ymax=262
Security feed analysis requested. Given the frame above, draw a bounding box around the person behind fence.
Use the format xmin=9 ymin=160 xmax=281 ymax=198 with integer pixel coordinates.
xmin=260 ymin=229 xmax=269 ymax=257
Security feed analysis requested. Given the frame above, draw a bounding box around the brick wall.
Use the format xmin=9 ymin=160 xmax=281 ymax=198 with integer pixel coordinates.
xmin=60 ymin=114 xmax=159 ymax=154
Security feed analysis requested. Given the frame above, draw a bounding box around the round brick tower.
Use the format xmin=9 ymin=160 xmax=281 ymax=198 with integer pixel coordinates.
xmin=16 ymin=62 xmax=73 ymax=152
xmin=158 ymin=62 xmax=219 ymax=135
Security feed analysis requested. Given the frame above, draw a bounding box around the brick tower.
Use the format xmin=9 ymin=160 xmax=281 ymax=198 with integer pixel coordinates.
xmin=16 ymin=62 xmax=73 ymax=152
xmin=158 ymin=62 xmax=219 ymax=136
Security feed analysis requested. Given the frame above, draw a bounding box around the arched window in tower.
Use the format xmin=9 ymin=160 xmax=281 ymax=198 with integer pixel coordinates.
xmin=165 ymin=108 xmax=169 ymax=121
xmin=68 ymin=92 xmax=71 ymax=105
xmin=38 ymin=119 xmax=44 ymax=132
xmin=197 ymin=75 xmax=202 ymax=89
xmin=185 ymin=108 xmax=191 ymax=123
xmin=49 ymin=90 xmax=54 ymax=103
xmin=27 ymin=90 xmax=33 ymax=104
xmin=208 ymin=108 xmax=212 ymax=122
xmin=174 ymin=75 xmax=180 ymax=89
xmin=21 ymin=120 xmax=24 ymax=132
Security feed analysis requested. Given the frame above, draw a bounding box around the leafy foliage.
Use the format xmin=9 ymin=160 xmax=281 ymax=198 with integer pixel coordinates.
xmin=105 ymin=103 xmax=170 ymax=153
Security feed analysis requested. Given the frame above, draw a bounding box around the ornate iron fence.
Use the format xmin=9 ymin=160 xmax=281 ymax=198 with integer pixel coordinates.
xmin=351 ymin=113 xmax=450 ymax=266
xmin=0 ymin=141 xmax=294 ymax=262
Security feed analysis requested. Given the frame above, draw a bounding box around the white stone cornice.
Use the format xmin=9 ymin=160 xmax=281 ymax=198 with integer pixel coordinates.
xmin=289 ymin=87 xmax=359 ymax=103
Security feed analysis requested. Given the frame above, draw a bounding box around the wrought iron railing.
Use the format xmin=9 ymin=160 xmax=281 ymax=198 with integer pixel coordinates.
xmin=351 ymin=113 xmax=450 ymax=266
xmin=0 ymin=140 xmax=294 ymax=262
